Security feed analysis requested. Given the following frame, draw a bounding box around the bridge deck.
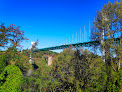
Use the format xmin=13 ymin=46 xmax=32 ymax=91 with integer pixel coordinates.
xmin=35 ymin=38 xmax=120 ymax=51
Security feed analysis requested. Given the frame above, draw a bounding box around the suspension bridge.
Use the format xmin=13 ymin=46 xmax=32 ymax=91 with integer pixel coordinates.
xmin=35 ymin=18 xmax=121 ymax=52
xmin=35 ymin=38 xmax=120 ymax=51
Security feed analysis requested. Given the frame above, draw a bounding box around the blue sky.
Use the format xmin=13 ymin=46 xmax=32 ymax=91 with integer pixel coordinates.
xmin=0 ymin=0 xmax=119 ymax=52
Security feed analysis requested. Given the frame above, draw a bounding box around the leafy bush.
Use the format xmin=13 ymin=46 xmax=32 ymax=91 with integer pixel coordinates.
xmin=0 ymin=65 xmax=23 ymax=92
xmin=0 ymin=54 xmax=9 ymax=73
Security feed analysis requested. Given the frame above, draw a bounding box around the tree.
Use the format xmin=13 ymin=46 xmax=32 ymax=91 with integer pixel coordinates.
xmin=51 ymin=49 xmax=75 ymax=91
xmin=21 ymin=59 xmax=52 ymax=92
xmin=0 ymin=23 xmax=28 ymax=49
xmin=91 ymin=1 xmax=122 ymax=91
xmin=51 ymin=49 xmax=107 ymax=91
xmin=91 ymin=1 xmax=122 ymax=69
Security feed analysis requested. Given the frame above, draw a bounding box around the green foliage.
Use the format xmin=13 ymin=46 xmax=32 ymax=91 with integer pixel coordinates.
xmin=92 ymin=1 xmax=122 ymax=66
xmin=0 ymin=47 xmax=120 ymax=92
xmin=0 ymin=54 xmax=9 ymax=73
xmin=5 ymin=47 xmax=29 ymax=71
xmin=34 ymin=50 xmax=59 ymax=57
xmin=0 ymin=65 xmax=23 ymax=92
xmin=91 ymin=1 xmax=122 ymax=91
xmin=21 ymin=59 xmax=52 ymax=92
xmin=0 ymin=1 xmax=121 ymax=92
xmin=40 ymin=51 xmax=59 ymax=55
xmin=50 ymin=49 xmax=75 ymax=91
xmin=50 ymin=49 xmax=107 ymax=91
xmin=34 ymin=61 xmax=52 ymax=91
xmin=14 ymin=54 xmax=29 ymax=72
xmin=104 ymin=66 xmax=121 ymax=92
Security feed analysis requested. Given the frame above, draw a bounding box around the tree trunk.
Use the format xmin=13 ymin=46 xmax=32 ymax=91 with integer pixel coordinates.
xmin=118 ymin=59 xmax=120 ymax=71
xmin=101 ymin=28 xmax=105 ymax=62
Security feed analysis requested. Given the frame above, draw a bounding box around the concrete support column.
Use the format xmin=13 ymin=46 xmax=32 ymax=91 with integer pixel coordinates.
xmin=47 ymin=56 xmax=52 ymax=66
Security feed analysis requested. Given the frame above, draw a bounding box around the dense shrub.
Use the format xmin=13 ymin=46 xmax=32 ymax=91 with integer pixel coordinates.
xmin=0 ymin=65 xmax=23 ymax=92
xmin=0 ymin=53 xmax=9 ymax=73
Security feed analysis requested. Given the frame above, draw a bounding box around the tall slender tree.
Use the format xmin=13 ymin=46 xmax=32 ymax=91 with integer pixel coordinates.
xmin=91 ymin=1 xmax=122 ymax=67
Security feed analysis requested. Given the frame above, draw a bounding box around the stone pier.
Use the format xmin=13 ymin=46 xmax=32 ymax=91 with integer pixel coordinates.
xmin=43 ymin=55 xmax=53 ymax=66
